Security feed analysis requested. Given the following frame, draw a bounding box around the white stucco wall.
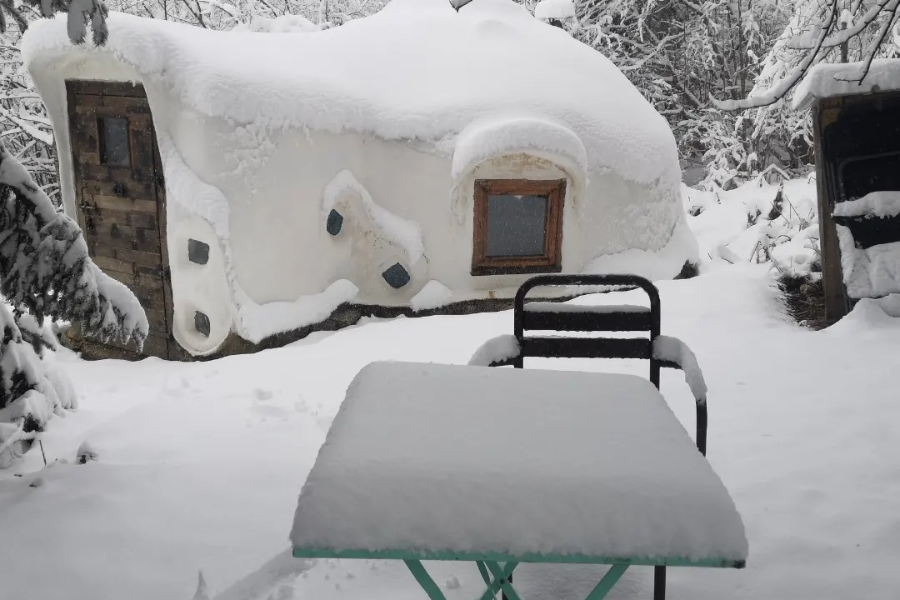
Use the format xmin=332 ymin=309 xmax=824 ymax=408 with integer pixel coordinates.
xmin=199 ymin=119 xmax=680 ymax=306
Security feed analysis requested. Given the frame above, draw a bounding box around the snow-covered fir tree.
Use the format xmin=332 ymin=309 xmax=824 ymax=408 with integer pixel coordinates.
xmin=0 ymin=0 xmax=147 ymax=466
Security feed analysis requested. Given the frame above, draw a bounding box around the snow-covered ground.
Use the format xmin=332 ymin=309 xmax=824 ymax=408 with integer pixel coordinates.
xmin=1 ymin=178 xmax=899 ymax=600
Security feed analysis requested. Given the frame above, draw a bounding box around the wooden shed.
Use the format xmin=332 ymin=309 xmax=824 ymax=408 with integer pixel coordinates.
xmin=798 ymin=63 xmax=900 ymax=323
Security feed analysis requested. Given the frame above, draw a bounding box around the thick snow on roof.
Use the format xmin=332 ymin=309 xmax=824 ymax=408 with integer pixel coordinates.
xmin=793 ymin=59 xmax=900 ymax=109
xmin=22 ymin=0 xmax=677 ymax=185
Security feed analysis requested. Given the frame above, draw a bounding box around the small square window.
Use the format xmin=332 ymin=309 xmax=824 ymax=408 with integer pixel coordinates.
xmin=472 ymin=179 xmax=565 ymax=276
xmin=98 ymin=117 xmax=131 ymax=167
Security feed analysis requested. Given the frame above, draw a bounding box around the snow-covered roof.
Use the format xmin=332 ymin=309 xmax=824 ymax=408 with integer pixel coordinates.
xmin=22 ymin=0 xmax=678 ymax=186
xmin=793 ymin=59 xmax=900 ymax=110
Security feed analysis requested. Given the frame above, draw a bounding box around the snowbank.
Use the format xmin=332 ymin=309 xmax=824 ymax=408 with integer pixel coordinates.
xmin=21 ymin=0 xmax=677 ymax=188
xmin=410 ymin=280 xmax=454 ymax=312
xmin=583 ymin=217 xmax=698 ymax=280
xmin=233 ymin=14 xmax=320 ymax=33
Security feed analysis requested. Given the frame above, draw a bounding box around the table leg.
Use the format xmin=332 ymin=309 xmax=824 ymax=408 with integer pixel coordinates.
xmin=484 ymin=562 xmax=521 ymax=600
xmin=654 ymin=566 xmax=666 ymax=600
xmin=584 ymin=564 xmax=629 ymax=600
xmin=404 ymin=560 xmax=449 ymax=600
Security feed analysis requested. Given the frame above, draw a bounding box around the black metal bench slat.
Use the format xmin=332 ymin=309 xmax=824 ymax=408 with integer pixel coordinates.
xmin=520 ymin=337 xmax=652 ymax=360
xmin=522 ymin=310 xmax=653 ymax=332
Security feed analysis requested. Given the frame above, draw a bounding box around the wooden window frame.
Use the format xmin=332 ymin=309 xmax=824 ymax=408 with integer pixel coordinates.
xmin=472 ymin=178 xmax=566 ymax=276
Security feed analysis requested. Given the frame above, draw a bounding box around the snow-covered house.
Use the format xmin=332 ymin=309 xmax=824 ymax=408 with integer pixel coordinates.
xmin=23 ymin=0 xmax=697 ymax=359
xmin=795 ymin=61 xmax=900 ymax=322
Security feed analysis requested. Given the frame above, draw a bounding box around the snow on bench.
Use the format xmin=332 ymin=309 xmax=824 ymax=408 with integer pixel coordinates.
xmin=836 ymin=227 xmax=900 ymax=299
xmin=833 ymin=191 xmax=900 ymax=220
xmin=291 ymin=362 xmax=747 ymax=564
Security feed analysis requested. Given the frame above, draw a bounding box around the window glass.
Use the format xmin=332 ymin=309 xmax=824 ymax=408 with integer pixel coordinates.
xmin=485 ymin=194 xmax=548 ymax=257
xmin=99 ymin=117 xmax=130 ymax=167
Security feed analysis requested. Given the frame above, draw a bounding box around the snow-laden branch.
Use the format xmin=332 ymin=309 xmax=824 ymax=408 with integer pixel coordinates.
xmin=796 ymin=0 xmax=898 ymax=50
xmin=0 ymin=104 xmax=53 ymax=145
xmin=0 ymin=142 xmax=148 ymax=347
xmin=712 ymin=0 xmax=840 ymax=110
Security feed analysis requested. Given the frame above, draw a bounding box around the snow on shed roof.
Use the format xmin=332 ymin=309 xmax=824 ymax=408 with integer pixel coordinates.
xmin=22 ymin=0 xmax=678 ymax=186
xmin=793 ymin=59 xmax=900 ymax=110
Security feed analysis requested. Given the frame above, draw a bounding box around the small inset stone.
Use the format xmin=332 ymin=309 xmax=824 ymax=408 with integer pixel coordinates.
xmin=194 ymin=311 xmax=211 ymax=337
xmin=382 ymin=262 xmax=410 ymax=289
xmin=188 ymin=239 xmax=209 ymax=265
xmin=326 ymin=209 xmax=344 ymax=236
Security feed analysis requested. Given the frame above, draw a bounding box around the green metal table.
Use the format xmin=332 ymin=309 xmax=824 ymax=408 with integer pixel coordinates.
xmin=291 ymin=362 xmax=747 ymax=600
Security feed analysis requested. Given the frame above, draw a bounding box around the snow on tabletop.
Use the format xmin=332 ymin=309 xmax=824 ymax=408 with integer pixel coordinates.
xmin=524 ymin=302 xmax=649 ymax=313
xmin=833 ymin=192 xmax=900 ymax=219
xmin=291 ymin=362 xmax=748 ymax=562
xmin=793 ymin=59 xmax=900 ymax=109
xmin=534 ymin=0 xmax=576 ymax=20
xmin=467 ymin=334 xmax=520 ymax=366
xmin=836 ymin=225 xmax=900 ymax=299
xmin=653 ymin=335 xmax=708 ymax=401
xmin=21 ymin=0 xmax=678 ymax=188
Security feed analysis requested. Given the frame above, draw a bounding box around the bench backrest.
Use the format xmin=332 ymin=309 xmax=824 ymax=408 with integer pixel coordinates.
xmin=512 ymin=274 xmax=662 ymax=389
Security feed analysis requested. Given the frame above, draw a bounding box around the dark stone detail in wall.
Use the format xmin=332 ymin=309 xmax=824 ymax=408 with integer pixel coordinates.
xmin=188 ymin=239 xmax=210 ymax=265
xmin=326 ymin=209 xmax=344 ymax=236
xmin=382 ymin=262 xmax=410 ymax=289
xmin=194 ymin=311 xmax=211 ymax=337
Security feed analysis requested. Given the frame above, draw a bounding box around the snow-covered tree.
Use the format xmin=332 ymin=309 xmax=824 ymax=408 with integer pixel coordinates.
xmin=716 ymin=0 xmax=900 ymax=110
xmin=558 ymin=0 xmax=794 ymax=188
xmin=0 ymin=1 xmax=147 ymax=466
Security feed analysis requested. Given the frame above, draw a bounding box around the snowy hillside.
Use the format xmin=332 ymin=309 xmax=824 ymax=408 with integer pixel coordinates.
xmin=1 ymin=178 xmax=898 ymax=600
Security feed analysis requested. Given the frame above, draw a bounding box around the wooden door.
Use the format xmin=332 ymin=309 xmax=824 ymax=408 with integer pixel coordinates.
xmin=67 ymin=80 xmax=174 ymax=359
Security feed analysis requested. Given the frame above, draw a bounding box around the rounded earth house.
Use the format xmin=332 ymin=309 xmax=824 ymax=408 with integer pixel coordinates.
xmin=23 ymin=0 xmax=697 ymax=358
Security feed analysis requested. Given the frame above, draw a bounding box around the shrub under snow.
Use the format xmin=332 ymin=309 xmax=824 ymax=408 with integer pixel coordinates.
xmin=0 ymin=142 xmax=147 ymax=467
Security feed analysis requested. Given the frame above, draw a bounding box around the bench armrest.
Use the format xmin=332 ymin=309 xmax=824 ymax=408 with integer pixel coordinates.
xmin=653 ymin=335 xmax=709 ymax=455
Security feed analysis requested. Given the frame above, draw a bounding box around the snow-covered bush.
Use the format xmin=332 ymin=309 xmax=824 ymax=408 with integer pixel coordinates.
xmin=0 ymin=140 xmax=147 ymax=466
xmin=686 ymin=172 xmax=820 ymax=277
xmin=0 ymin=302 xmax=76 ymax=467
xmin=685 ymin=173 xmax=824 ymax=322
